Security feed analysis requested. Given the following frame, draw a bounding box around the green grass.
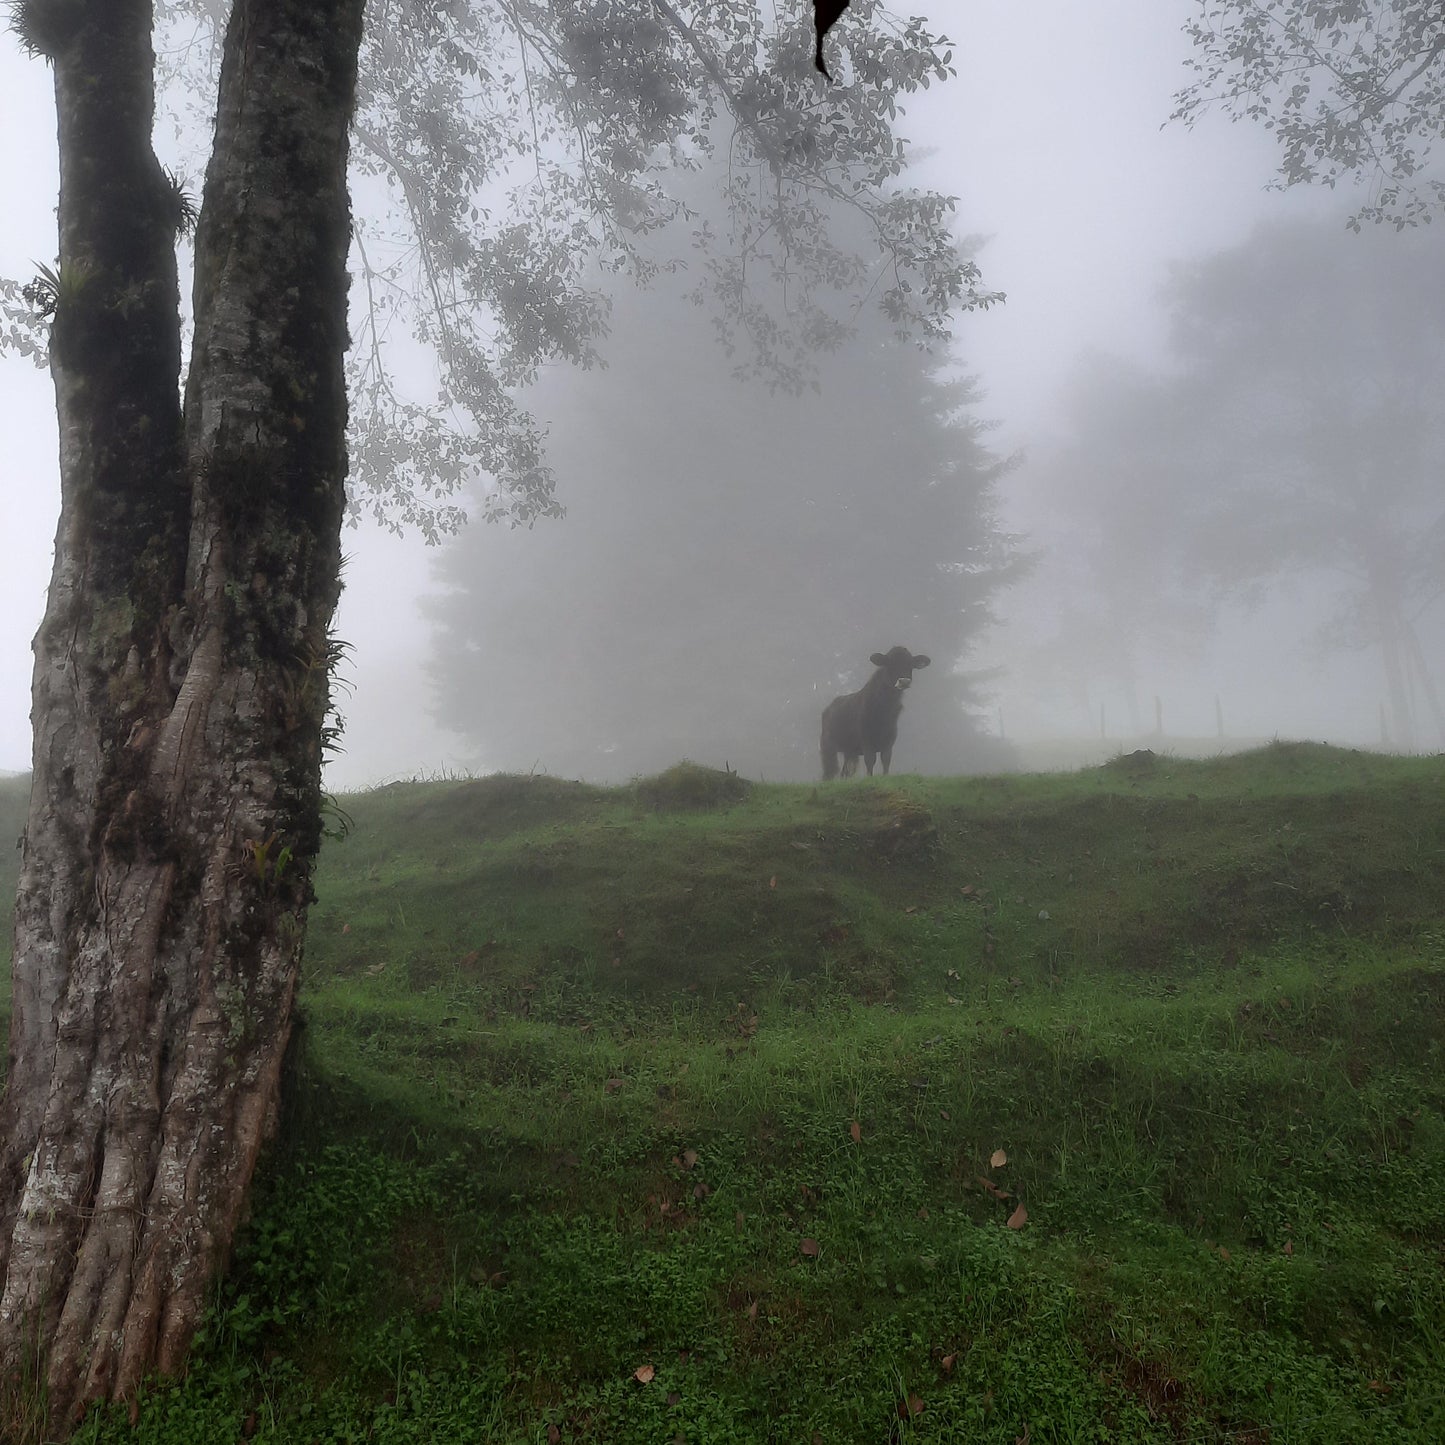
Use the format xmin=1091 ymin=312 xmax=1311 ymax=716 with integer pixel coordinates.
xmin=5 ymin=745 xmax=1445 ymax=1441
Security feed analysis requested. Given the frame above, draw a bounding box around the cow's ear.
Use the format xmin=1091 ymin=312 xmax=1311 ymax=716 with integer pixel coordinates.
xmin=912 ymin=655 xmax=931 ymax=669
xmin=870 ymin=653 xmax=888 ymax=667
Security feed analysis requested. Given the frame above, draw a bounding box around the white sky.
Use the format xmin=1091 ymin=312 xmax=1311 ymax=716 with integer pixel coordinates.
xmin=0 ymin=1 xmax=1369 ymax=785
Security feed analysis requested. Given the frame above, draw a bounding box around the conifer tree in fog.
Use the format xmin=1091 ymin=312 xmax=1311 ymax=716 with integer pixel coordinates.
xmin=426 ymin=281 xmax=1023 ymax=782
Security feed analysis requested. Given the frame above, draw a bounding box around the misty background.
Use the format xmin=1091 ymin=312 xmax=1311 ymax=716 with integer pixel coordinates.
xmin=1 ymin=0 xmax=1439 ymax=787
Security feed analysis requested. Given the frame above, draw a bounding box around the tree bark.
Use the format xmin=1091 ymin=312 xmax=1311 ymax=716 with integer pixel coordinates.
xmin=0 ymin=0 xmax=365 ymax=1427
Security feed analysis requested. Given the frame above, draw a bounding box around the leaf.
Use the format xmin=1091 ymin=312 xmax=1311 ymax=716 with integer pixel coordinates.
xmin=1283 ymin=1239 xmax=1294 ymax=1256
xmin=1006 ymin=1202 xmax=1028 ymax=1230
xmin=681 ymin=1148 xmax=699 ymax=1170
xmin=849 ymin=1120 xmax=862 ymax=1144
xmin=341 ymin=922 xmax=351 ymax=934
xmin=547 ymin=1426 xmax=562 ymax=1445
xmin=1218 ymin=1246 xmax=1231 ymax=1262
xmin=990 ymin=1148 xmax=1008 ymax=1168
xmin=897 ymin=1393 xmax=925 ymax=1418
xmin=604 ymin=1077 xmax=625 ymax=1094
xmin=769 ymin=875 xmax=777 ymax=889
xmin=799 ymin=1237 xmax=820 ymax=1258
xmin=940 ymin=1351 xmax=957 ymax=1374
xmin=977 ymin=1176 xmax=1011 ymax=1200
xmin=747 ymin=1300 xmax=759 ymax=1321
xmin=633 ymin=1363 xmax=655 ymax=1383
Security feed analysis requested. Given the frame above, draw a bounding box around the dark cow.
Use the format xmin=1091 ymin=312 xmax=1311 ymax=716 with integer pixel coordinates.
xmin=820 ymin=646 xmax=931 ymax=779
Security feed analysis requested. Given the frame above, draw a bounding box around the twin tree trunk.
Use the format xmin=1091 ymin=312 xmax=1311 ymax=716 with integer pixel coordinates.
xmin=0 ymin=0 xmax=365 ymax=1425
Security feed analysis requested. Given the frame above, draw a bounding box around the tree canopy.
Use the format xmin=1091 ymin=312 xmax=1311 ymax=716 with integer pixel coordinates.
xmin=5 ymin=0 xmax=990 ymax=534
xmin=1174 ymin=0 xmax=1445 ymax=226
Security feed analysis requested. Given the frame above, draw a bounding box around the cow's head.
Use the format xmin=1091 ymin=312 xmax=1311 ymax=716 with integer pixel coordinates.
xmin=870 ymin=646 xmax=931 ymax=691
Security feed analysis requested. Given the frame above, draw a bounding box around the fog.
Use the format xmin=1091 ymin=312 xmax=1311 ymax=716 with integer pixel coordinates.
xmin=1 ymin=0 xmax=1439 ymax=788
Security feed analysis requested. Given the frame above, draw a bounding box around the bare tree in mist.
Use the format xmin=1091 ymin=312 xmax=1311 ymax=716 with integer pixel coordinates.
xmin=1014 ymin=217 xmax=1445 ymax=751
xmin=1175 ymin=0 xmax=1445 ymax=227
xmin=0 ymin=0 xmax=982 ymax=1424
xmin=426 ymin=282 xmax=1024 ymax=782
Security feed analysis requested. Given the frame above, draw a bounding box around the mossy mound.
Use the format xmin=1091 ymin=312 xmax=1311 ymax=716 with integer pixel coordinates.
xmin=633 ymin=761 xmax=751 ymax=812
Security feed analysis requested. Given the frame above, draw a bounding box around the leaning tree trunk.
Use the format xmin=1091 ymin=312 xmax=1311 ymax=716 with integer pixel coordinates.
xmin=0 ymin=0 xmax=365 ymax=1428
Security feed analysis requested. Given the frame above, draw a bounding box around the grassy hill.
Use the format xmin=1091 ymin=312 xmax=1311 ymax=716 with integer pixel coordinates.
xmin=4 ymin=745 xmax=1445 ymax=1441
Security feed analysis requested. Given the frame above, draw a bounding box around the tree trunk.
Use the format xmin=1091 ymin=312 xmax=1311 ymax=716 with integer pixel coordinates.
xmin=0 ymin=0 xmax=365 ymax=1428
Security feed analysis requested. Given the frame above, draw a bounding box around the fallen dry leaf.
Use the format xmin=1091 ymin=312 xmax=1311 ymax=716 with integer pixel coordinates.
xmin=769 ymin=875 xmax=777 ymax=889
xmin=940 ymin=1352 xmax=957 ymax=1374
xmin=547 ymin=1425 xmax=561 ymax=1445
xmin=633 ymin=1364 xmax=655 ymax=1384
xmin=747 ymin=1300 xmax=759 ymax=1321
xmin=977 ymin=1176 xmax=1012 ymax=1201
xmin=897 ymin=1394 xmax=925 ymax=1419
xmin=849 ymin=1120 xmax=862 ymax=1144
xmin=1218 ymin=1246 xmax=1231 ymax=1262
xmin=341 ymin=922 xmax=351 ymax=934
xmin=682 ymin=1148 xmax=699 ymax=1170
xmin=991 ymin=1148 xmax=1008 ymax=1168
xmin=799 ymin=1237 xmax=820 ymax=1258
xmin=604 ymin=1077 xmax=625 ymax=1094
xmin=1006 ymin=1202 xmax=1028 ymax=1230
xmin=1283 ymin=1240 xmax=1294 ymax=1256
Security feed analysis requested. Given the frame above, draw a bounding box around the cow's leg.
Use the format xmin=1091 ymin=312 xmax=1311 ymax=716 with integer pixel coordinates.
xmin=842 ymin=756 xmax=857 ymax=777
xmin=864 ymin=752 xmax=876 ymax=775
xmin=880 ymin=747 xmax=892 ymax=775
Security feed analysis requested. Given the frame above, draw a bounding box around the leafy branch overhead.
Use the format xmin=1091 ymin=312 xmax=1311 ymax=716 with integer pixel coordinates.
xmin=56 ymin=0 xmax=983 ymax=540
xmin=1174 ymin=0 xmax=1445 ymax=227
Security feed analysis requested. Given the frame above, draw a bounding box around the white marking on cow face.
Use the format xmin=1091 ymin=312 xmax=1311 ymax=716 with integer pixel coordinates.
xmin=895 ymin=676 xmax=911 ymax=691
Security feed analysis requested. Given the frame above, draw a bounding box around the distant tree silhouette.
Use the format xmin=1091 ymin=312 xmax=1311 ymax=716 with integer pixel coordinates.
xmin=426 ymin=282 xmax=1023 ymax=782
xmin=1010 ymin=217 xmax=1445 ymax=750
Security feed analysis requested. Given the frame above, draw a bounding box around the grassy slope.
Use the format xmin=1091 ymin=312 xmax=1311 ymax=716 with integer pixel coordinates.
xmin=4 ymin=747 xmax=1444 ymax=1441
